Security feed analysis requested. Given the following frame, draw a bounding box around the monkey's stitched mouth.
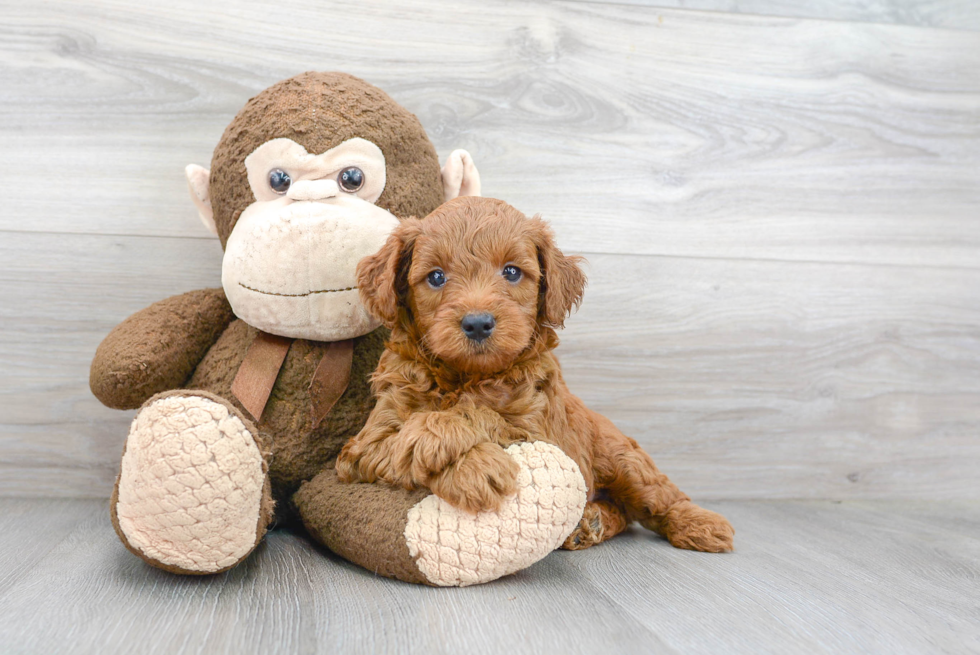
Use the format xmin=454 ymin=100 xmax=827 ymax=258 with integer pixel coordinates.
xmin=238 ymin=282 xmax=358 ymax=297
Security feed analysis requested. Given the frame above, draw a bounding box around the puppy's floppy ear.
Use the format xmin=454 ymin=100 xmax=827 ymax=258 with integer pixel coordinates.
xmin=530 ymin=216 xmax=587 ymax=329
xmin=357 ymin=219 xmax=423 ymax=328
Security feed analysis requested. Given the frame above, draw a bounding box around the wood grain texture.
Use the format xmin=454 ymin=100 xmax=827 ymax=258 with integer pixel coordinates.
xmin=0 ymin=234 xmax=224 ymax=496
xmin=0 ymin=498 xmax=98 ymax=594
xmin=2 ymin=233 xmax=977 ymax=499
xmin=1 ymin=498 xmax=978 ymax=654
xmin=577 ymin=499 xmax=980 ymax=654
xmin=570 ymin=0 xmax=980 ymax=32
xmin=1 ymin=0 xmax=978 ymax=266
xmin=0 ymin=0 xmax=978 ymax=501
xmin=562 ymin=253 xmax=980 ymax=500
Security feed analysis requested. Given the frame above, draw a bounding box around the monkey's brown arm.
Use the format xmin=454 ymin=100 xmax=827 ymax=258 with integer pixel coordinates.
xmin=90 ymin=288 xmax=235 ymax=410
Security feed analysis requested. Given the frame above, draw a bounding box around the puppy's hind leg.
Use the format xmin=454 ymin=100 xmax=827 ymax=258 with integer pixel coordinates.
xmin=591 ymin=412 xmax=734 ymax=553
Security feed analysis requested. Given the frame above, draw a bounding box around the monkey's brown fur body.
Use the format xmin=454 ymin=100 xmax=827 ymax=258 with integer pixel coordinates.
xmin=337 ymin=197 xmax=735 ymax=553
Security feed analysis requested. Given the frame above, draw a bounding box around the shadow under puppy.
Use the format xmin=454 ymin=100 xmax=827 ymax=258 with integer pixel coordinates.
xmin=337 ymin=196 xmax=734 ymax=553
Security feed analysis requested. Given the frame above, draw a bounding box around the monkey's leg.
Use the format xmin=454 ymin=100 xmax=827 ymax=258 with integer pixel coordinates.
xmin=111 ymin=390 xmax=275 ymax=574
xmin=294 ymin=442 xmax=588 ymax=587
xmin=591 ymin=412 xmax=734 ymax=553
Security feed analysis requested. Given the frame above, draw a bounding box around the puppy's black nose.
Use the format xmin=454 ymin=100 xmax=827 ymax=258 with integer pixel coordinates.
xmin=461 ymin=313 xmax=496 ymax=342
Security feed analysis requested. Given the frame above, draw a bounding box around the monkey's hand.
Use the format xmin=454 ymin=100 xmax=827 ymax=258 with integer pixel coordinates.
xmin=90 ymin=288 xmax=235 ymax=410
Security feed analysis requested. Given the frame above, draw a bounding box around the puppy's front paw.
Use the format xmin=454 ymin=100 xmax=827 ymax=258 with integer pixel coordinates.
xmin=652 ymin=501 xmax=735 ymax=553
xmin=429 ymin=442 xmax=520 ymax=514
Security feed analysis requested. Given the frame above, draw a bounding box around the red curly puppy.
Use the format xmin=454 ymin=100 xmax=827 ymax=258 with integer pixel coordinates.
xmin=336 ymin=196 xmax=734 ymax=552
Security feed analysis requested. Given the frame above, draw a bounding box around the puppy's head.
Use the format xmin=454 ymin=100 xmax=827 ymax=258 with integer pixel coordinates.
xmin=357 ymin=196 xmax=586 ymax=374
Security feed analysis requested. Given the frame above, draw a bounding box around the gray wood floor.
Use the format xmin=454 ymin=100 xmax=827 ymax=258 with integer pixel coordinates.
xmin=1 ymin=498 xmax=977 ymax=655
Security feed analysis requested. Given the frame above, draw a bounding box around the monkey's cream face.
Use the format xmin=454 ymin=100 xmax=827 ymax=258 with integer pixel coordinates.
xmin=222 ymin=137 xmax=400 ymax=341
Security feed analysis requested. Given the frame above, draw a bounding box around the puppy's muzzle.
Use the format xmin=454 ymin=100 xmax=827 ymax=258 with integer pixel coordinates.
xmin=461 ymin=313 xmax=495 ymax=343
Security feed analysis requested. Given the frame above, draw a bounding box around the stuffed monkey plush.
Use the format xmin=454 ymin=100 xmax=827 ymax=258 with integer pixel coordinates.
xmin=90 ymin=72 xmax=587 ymax=586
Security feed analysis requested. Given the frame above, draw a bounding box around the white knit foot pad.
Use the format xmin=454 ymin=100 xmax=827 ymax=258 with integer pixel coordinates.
xmin=404 ymin=441 xmax=588 ymax=587
xmin=115 ymin=395 xmax=265 ymax=573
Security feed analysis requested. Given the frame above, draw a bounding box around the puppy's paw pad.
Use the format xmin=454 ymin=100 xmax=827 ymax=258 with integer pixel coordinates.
xmin=562 ymin=502 xmax=606 ymax=550
xmin=404 ymin=442 xmax=587 ymax=586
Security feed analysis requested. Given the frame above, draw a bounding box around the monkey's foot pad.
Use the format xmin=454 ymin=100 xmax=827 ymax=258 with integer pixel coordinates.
xmin=113 ymin=394 xmax=265 ymax=574
xmin=404 ymin=441 xmax=588 ymax=587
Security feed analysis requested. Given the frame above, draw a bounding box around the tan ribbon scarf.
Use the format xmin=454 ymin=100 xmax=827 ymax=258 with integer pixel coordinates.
xmin=231 ymin=331 xmax=354 ymax=428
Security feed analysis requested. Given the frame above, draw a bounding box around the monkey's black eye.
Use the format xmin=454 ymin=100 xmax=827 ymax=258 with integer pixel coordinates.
xmin=502 ymin=265 xmax=522 ymax=282
xmin=338 ymin=167 xmax=364 ymax=193
xmin=268 ymin=169 xmax=291 ymax=194
xmin=427 ymin=269 xmax=446 ymax=289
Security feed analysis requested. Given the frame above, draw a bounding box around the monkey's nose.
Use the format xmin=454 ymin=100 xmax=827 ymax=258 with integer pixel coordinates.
xmin=287 ymin=179 xmax=339 ymax=201
xmin=461 ymin=313 xmax=496 ymax=342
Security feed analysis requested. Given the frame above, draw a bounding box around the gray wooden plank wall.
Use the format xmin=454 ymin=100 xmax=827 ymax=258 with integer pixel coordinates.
xmin=573 ymin=0 xmax=980 ymax=31
xmin=1 ymin=0 xmax=978 ymax=500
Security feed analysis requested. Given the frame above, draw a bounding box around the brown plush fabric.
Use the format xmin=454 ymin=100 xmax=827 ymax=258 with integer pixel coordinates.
xmin=186 ymin=323 xmax=389 ymax=513
xmin=109 ymin=389 xmax=276 ymax=575
xmin=208 ymin=71 xmax=445 ymax=247
xmin=294 ymin=466 xmax=430 ymax=585
xmin=90 ymin=288 xmax=235 ymax=410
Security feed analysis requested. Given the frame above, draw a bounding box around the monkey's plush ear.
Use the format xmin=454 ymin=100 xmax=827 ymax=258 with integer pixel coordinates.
xmin=185 ymin=164 xmax=218 ymax=237
xmin=441 ymin=149 xmax=481 ymax=200
xmin=357 ymin=219 xmax=423 ymax=328
xmin=532 ymin=218 xmax=587 ymax=329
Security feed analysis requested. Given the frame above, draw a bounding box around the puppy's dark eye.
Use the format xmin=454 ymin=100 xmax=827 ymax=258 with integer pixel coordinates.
xmin=338 ymin=167 xmax=364 ymax=193
xmin=269 ymin=169 xmax=291 ymax=194
xmin=502 ymin=265 xmax=522 ymax=283
xmin=427 ymin=269 xmax=446 ymax=288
